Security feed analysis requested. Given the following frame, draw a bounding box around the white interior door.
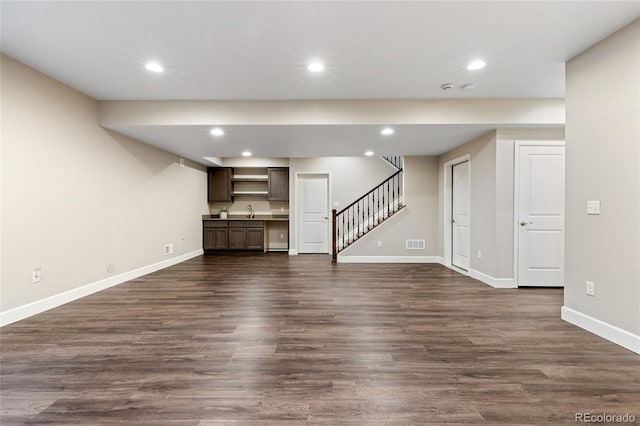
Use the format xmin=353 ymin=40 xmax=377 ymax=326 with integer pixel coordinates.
xmin=517 ymin=145 xmax=565 ymax=287
xmin=298 ymin=175 xmax=329 ymax=254
xmin=452 ymin=161 xmax=470 ymax=270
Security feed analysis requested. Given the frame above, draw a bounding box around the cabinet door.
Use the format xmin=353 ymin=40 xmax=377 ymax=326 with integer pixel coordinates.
xmin=268 ymin=168 xmax=289 ymax=201
xmin=213 ymin=228 xmax=228 ymax=249
xmin=208 ymin=167 xmax=233 ymax=202
xmin=228 ymin=228 xmax=246 ymax=249
xmin=246 ymin=228 xmax=264 ymax=250
xmin=203 ymin=228 xmax=216 ymax=250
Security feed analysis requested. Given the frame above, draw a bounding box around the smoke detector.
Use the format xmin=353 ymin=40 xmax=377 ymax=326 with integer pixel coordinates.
xmin=440 ymin=83 xmax=454 ymax=91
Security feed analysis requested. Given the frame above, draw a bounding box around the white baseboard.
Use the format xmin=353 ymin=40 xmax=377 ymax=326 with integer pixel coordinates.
xmin=288 ymin=249 xmax=298 ymax=255
xmin=561 ymin=306 xmax=640 ymax=355
xmin=338 ymin=255 xmax=443 ymax=264
xmin=469 ymin=268 xmax=517 ymax=288
xmin=0 ymin=249 xmax=204 ymax=327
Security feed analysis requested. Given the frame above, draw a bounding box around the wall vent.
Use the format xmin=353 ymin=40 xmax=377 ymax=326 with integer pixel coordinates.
xmin=406 ymin=239 xmax=425 ymax=250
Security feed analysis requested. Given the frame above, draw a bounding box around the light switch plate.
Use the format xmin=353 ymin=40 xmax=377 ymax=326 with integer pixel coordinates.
xmin=587 ymin=200 xmax=601 ymax=215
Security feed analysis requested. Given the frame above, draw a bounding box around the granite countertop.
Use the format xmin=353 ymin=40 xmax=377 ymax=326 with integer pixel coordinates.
xmin=202 ymin=214 xmax=289 ymax=221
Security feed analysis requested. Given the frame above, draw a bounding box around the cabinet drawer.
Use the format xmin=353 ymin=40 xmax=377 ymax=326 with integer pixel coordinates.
xmin=229 ymin=220 xmax=263 ymax=228
xmin=203 ymin=220 xmax=228 ymax=228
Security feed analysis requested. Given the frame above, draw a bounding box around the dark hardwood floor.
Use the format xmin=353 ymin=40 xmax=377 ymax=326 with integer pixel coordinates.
xmin=1 ymin=253 xmax=639 ymax=425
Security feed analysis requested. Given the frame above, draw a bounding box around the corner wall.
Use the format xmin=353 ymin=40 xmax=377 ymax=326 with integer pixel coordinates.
xmin=564 ymin=20 xmax=640 ymax=352
xmin=438 ymin=131 xmax=498 ymax=277
xmin=339 ymin=156 xmax=440 ymax=261
xmin=288 ymin=157 xmax=394 ymax=253
xmin=437 ymin=128 xmax=564 ymax=284
xmin=1 ymin=55 xmax=209 ymax=323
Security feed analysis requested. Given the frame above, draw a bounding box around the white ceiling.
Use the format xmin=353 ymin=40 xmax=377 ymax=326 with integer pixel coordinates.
xmin=109 ymin=123 xmax=546 ymax=160
xmin=1 ymin=1 xmax=638 ymax=160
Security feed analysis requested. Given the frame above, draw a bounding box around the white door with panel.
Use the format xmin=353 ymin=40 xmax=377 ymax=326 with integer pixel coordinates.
xmin=452 ymin=161 xmax=470 ymax=270
xmin=517 ymin=145 xmax=565 ymax=287
xmin=298 ymin=175 xmax=329 ymax=254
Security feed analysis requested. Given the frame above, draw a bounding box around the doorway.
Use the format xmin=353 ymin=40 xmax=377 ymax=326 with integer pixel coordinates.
xmin=443 ymin=154 xmax=471 ymax=272
xmin=514 ymin=142 xmax=565 ymax=287
xmin=451 ymin=161 xmax=470 ymax=270
xmin=297 ymin=174 xmax=330 ymax=254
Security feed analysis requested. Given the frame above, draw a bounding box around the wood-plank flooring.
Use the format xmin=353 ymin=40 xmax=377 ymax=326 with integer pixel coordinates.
xmin=1 ymin=253 xmax=639 ymax=425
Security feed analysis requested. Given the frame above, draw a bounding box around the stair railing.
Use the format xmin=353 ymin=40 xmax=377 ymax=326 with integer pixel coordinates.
xmin=382 ymin=156 xmax=403 ymax=170
xmin=332 ymin=168 xmax=404 ymax=262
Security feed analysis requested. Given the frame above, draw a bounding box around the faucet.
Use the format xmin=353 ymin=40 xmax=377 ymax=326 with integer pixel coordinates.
xmin=247 ymin=204 xmax=254 ymax=218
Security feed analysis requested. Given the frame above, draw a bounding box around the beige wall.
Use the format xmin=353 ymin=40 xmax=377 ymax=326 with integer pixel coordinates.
xmin=565 ymin=20 xmax=640 ymax=335
xmin=289 ymin=157 xmax=395 ymax=252
xmin=1 ymin=55 xmax=209 ymax=313
xmin=438 ymin=131 xmax=498 ymax=276
xmin=340 ymin=156 xmax=439 ymax=258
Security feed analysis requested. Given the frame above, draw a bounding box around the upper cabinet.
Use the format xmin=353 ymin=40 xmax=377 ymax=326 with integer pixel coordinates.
xmin=207 ymin=167 xmax=232 ymax=202
xmin=267 ymin=167 xmax=289 ymax=201
xmin=208 ymin=166 xmax=289 ymax=202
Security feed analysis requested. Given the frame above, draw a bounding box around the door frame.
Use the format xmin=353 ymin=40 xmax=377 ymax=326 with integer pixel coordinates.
xmin=295 ymin=172 xmax=331 ymax=255
xmin=443 ymin=154 xmax=471 ymax=274
xmin=513 ymin=140 xmax=566 ymax=287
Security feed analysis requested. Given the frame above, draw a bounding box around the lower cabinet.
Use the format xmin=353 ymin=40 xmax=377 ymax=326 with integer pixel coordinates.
xmin=203 ymin=220 xmax=264 ymax=251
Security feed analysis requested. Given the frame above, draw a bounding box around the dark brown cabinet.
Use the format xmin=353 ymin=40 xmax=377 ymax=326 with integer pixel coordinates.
xmin=267 ymin=167 xmax=289 ymax=201
xmin=203 ymin=220 xmax=264 ymax=251
xmin=228 ymin=228 xmax=247 ymax=249
xmin=246 ymin=228 xmax=265 ymax=249
xmin=203 ymin=221 xmax=229 ymax=250
xmin=208 ymin=167 xmax=232 ymax=202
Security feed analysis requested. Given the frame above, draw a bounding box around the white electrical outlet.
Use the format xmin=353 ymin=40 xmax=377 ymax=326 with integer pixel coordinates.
xmin=377 ymin=240 xmax=382 ymax=248
xmin=280 ymin=233 xmax=284 ymax=239
xmin=180 ymin=238 xmax=185 ymax=247
xmin=587 ymin=201 xmax=601 ymax=215
xmin=180 ymin=158 xmax=185 ymax=167
xmin=477 ymin=250 xmax=482 ymax=259
xmin=164 ymin=243 xmax=174 ymax=255
xmin=586 ymin=281 xmax=595 ymax=296
xmin=32 ymin=267 xmax=41 ymax=283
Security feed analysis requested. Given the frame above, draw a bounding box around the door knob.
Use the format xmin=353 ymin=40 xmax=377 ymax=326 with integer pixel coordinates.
xmin=520 ymin=221 xmax=532 ymax=226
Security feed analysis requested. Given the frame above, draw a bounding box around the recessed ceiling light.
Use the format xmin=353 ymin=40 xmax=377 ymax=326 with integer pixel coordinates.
xmin=210 ymin=128 xmax=224 ymax=137
xmin=365 ymin=151 xmax=375 ymax=157
xmin=307 ymin=61 xmax=325 ymax=73
xmin=241 ymin=151 xmax=252 ymax=157
xmin=440 ymin=83 xmax=454 ymax=91
xmin=380 ymin=127 xmax=394 ymax=136
xmin=461 ymin=83 xmax=476 ymax=91
xmin=467 ymin=60 xmax=486 ymax=71
xmin=145 ymin=62 xmax=164 ymax=73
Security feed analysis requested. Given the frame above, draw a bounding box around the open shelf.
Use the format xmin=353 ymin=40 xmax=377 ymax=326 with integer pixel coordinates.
xmin=232 ymin=175 xmax=268 ymax=182
xmin=233 ymin=191 xmax=268 ymax=195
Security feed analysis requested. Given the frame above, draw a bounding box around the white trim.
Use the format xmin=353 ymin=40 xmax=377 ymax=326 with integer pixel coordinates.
xmin=288 ymin=249 xmax=298 ymax=255
xmin=442 ymin=154 xmax=471 ymax=270
xmin=0 ymin=249 xmax=203 ymax=327
xmin=513 ymin=140 xmax=565 ymax=287
xmin=469 ymin=268 xmax=517 ymax=289
xmin=445 ymin=263 xmax=469 ymax=276
xmin=295 ymin=172 xmax=332 ymax=255
xmin=561 ymin=306 xmax=640 ymax=355
xmin=338 ymin=255 xmax=443 ymax=264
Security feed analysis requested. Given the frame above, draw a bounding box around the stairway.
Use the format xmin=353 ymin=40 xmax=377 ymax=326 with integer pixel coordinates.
xmin=331 ymin=156 xmax=404 ymax=262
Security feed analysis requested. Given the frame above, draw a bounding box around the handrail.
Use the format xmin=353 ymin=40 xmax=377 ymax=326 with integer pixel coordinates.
xmin=382 ymin=156 xmax=403 ymax=169
xmin=332 ymin=167 xmax=404 ymax=261
xmin=336 ymin=168 xmax=402 ymax=215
